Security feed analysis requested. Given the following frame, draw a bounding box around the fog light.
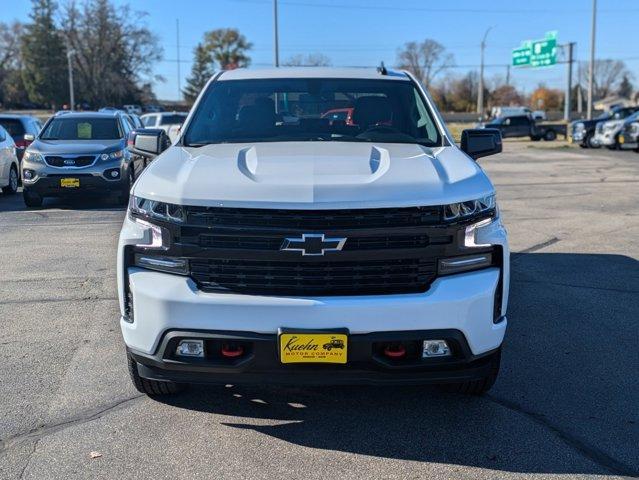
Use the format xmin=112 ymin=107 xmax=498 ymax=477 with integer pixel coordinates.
xmin=422 ymin=340 xmax=451 ymax=357
xmin=23 ymin=169 xmax=33 ymax=180
xmin=177 ymin=339 xmax=204 ymax=357
xmin=110 ymin=170 xmax=119 ymax=178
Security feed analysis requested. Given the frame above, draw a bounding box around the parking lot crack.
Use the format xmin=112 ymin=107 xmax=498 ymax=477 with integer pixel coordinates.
xmin=0 ymin=395 xmax=144 ymax=456
xmin=486 ymin=394 xmax=639 ymax=478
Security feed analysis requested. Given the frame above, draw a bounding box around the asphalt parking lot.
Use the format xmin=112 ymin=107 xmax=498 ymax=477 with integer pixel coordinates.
xmin=0 ymin=142 xmax=637 ymax=479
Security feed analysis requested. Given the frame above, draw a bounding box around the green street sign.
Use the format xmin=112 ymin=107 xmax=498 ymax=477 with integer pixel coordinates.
xmin=512 ymin=32 xmax=557 ymax=68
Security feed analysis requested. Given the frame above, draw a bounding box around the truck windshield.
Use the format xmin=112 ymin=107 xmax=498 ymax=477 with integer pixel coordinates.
xmin=183 ymin=78 xmax=442 ymax=147
xmin=41 ymin=117 xmax=122 ymax=140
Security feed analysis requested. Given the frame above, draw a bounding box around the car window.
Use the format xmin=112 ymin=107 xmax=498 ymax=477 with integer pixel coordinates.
xmin=184 ymin=78 xmax=442 ymax=147
xmin=41 ymin=117 xmax=123 ymax=140
xmin=0 ymin=119 xmax=25 ymax=137
xmin=510 ymin=116 xmax=528 ymax=126
xmin=160 ymin=114 xmax=187 ymax=125
xmin=0 ymin=126 xmax=6 ymax=142
xmin=143 ymin=115 xmax=156 ymax=127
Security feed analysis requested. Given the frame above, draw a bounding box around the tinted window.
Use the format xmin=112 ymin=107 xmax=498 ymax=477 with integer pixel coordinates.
xmin=143 ymin=115 xmax=157 ymax=127
xmin=184 ymin=78 xmax=441 ymax=146
xmin=0 ymin=119 xmax=25 ymax=137
xmin=160 ymin=114 xmax=187 ymax=125
xmin=41 ymin=117 xmax=122 ymax=140
xmin=510 ymin=116 xmax=528 ymax=126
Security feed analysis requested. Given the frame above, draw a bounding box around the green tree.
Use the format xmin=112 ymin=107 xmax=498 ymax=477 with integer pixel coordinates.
xmin=203 ymin=28 xmax=251 ymax=70
xmin=20 ymin=0 xmax=68 ymax=108
xmin=183 ymin=43 xmax=213 ymax=103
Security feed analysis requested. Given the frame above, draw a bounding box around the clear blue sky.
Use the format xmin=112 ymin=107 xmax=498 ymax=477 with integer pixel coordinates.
xmin=4 ymin=0 xmax=639 ymax=100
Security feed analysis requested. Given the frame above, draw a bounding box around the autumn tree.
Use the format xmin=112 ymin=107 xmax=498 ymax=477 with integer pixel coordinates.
xmin=203 ymin=28 xmax=251 ymax=70
xmin=578 ymin=59 xmax=632 ymax=100
xmin=396 ymin=39 xmax=454 ymax=88
xmin=530 ymin=85 xmax=563 ymax=110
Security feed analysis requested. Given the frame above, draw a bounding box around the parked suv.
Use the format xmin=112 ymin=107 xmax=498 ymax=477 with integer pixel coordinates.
xmin=119 ymin=68 xmax=509 ymax=396
xmin=21 ymin=111 xmax=144 ymax=207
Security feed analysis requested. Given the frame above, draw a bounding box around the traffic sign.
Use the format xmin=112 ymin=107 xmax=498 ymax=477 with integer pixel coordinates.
xmin=512 ymin=32 xmax=557 ymax=68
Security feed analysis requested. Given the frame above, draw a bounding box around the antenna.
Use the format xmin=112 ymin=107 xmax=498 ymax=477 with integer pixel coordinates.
xmin=377 ymin=61 xmax=388 ymax=75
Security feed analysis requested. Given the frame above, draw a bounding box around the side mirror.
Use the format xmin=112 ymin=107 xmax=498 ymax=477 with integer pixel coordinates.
xmin=127 ymin=128 xmax=170 ymax=159
xmin=461 ymin=128 xmax=502 ymax=160
xmin=24 ymin=133 xmax=35 ymax=144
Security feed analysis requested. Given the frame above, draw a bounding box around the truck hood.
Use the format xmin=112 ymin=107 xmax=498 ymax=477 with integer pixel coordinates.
xmin=133 ymin=142 xmax=495 ymax=209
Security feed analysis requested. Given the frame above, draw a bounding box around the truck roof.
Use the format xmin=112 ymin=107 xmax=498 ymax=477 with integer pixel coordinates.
xmin=217 ymin=67 xmax=409 ymax=81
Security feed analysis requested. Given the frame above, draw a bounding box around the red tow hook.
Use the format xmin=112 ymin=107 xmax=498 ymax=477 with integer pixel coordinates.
xmin=383 ymin=344 xmax=406 ymax=358
xmin=221 ymin=344 xmax=244 ymax=358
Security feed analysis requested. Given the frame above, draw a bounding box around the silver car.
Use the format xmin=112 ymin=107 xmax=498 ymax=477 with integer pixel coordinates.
xmin=21 ymin=111 xmax=145 ymax=208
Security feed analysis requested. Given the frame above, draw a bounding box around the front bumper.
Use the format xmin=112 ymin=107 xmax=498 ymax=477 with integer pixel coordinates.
xmin=128 ymin=328 xmax=502 ymax=386
xmin=22 ymin=169 xmax=127 ymax=196
xmin=118 ymin=212 xmax=509 ymax=384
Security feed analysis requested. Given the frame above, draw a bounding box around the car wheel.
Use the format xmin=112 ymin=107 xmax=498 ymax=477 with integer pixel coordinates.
xmin=543 ymin=130 xmax=557 ymax=141
xmin=2 ymin=164 xmax=19 ymax=194
xmin=439 ymin=348 xmax=501 ymax=395
xmin=23 ymin=188 xmax=43 ymax=208
xmin=127 ymin=352 xmax=185 ymax=396
xmin=585 ymin=133 xmax=600 ymax=149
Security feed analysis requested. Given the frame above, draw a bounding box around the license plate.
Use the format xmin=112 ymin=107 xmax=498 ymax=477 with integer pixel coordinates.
xmin=619 ymin=135 xmax=625 ymax=144
xmin=279 ymin=332 xmax=347 ymax=364
xmin=60 ymin=178 xmax=80 ymax=188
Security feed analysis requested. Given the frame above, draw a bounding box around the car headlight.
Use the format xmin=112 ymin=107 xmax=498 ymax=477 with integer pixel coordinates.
xmin=443 ymin=194 xmax=496 ymax=221
xmin=23 ymin=151 xmax=44 ymax=163
xmin=101 ymin=150 xmax=125 ymax=161
xmin=129 ymin=195 xmax=185 ymax=223
xmin=603 ymin=121 xmax=621 ymax=132
xmin=573 ymin=122 xmax=585 ymax=131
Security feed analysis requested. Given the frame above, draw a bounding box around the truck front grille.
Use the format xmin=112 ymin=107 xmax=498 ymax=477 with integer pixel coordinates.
xmin=190 ymin=258 xmax=437 ymax=296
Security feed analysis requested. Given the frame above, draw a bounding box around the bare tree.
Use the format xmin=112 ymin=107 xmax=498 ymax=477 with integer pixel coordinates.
xmin=396 ymin=39 xmax=454 ymax=88
xmin=0 ymin=21 xmax=28 ymax=107
xmin=283 ymin=53 xmax=331 ymax=67
xmin=578 ymin=59 xmax=633 ymax=100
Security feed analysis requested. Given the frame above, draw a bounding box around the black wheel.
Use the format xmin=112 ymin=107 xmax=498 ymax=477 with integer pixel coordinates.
xmin=127 ymin=352 xmax=185 ymax=396
xmin=117 ymin=168 xmax=134 ymax=205
xmin=23 ymin=188 xmax=43 ymax=208
xmin=543 ymin=130 xmax=557 ymax=141
xmin=585 ymin=133 xmax=599 ymax=149
xmin=440 ymin=348 xmax=501 ymax=395
xmin=2 ymin=164 xmax=19 ymax=194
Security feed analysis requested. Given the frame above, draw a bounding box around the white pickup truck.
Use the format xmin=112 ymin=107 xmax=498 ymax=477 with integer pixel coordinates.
xmin=120 ymin=67 xmax=509 ymax=396
xmin=139 ymin=112 xmax=187 ymax=142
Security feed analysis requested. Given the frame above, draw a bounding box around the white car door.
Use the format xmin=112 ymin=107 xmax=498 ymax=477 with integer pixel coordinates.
xmin=0 ymin=126 xmax=12 ymax=186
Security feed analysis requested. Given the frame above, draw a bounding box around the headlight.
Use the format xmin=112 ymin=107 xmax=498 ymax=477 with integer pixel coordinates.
xmin=443 ymin=194 xmax=496 ymax=221
xmin=573 ymin=122 xmax=584 ymax=131
xmin=23 ymin=151 xmax=44 ymax=163
xmin=101 ymin=150 xmax=125 ymax=161
xmin=603 ymin=121 xmax=621 ymax=132
xmin=129 ymin=195 xmax=185 ymax=223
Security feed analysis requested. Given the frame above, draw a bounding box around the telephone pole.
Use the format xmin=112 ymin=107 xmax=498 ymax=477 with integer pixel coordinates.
xmin=587 ymin=0 xmax=597 ymax=119
xmin=564 ymin=42 xmax=575 ymax=121
xmin=273 ymin=0 xmax=280 ymax=67
xmin=67 ymin=49 xmax=75 ymax=110
xmin=477 ymin=26 xmax=494 ymax=118
xmin=176 ymin=19 xmax=182 ymax=98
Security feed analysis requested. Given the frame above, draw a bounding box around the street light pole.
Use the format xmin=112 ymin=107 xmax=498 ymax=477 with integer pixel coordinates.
xmin=273 ymin=0 xmax=280 ymax=67
xmin=67 ymin=49 xmax=76 ymax=111
xmin=477 ymin=26 xmax=493 ymax=118
xmin=587 ymin=0 xmax=597 ymax=119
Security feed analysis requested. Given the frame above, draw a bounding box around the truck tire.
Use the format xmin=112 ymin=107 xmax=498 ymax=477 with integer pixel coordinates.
xmin=440 ymin=348 xmax=501 ymax=395
xmin=127 ymin=353 xmax=185 ymax=396
xmin=2 ymin=164 xmax=19 ymax=194
xmin=585 ymin=133 xmax=599 ymax=149
xmin=23 ymin=188 xmax=43 ymax=208
xmin=543 ymin=130 xmax=557 ymax=141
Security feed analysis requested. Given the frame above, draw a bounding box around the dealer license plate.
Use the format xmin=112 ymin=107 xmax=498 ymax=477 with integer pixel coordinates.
xmin=279 ymin=332 xmax=348 ymax=364
xmin=60 ymin=178 xmax=80 ymax=188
